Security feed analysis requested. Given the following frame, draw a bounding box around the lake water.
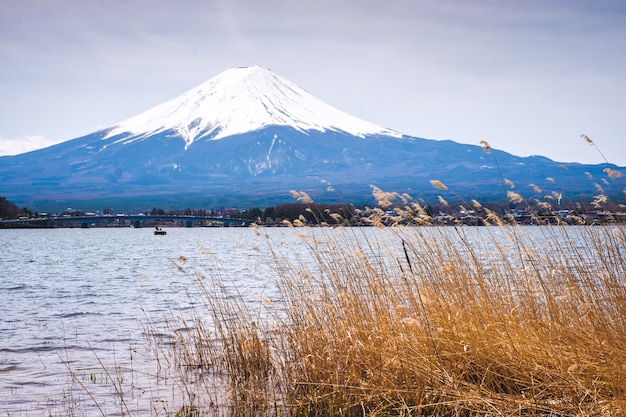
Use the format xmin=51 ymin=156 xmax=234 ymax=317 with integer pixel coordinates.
xmin=1 ymin=225 xmax=621 ymax=416
xmin=1 ymin=227 xmax=303 ymax=416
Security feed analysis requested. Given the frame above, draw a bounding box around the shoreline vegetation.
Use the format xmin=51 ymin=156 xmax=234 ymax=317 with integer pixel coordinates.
xmin=163 ymin=222 xmax=625 ymax=417
xmin=12 ymin=137 xmax=626 ymax=415
xmin=1 ymin=191 xmax=625 ymax=229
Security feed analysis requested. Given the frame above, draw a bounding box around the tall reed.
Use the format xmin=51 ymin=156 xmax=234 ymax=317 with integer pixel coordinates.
xmin=160 ymin=207 xmax=626 ymax=416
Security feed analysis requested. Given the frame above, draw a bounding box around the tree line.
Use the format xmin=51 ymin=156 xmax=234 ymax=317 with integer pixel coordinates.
xmin=236 ymin=203 xmax=358 ymax=225
xmin=146 ymin=203 xmax=359 ymax=226
xmin=4 ymin=194 xmax=620 ymax=226
xmin=0 ymin=196 xmax=32 ymax=219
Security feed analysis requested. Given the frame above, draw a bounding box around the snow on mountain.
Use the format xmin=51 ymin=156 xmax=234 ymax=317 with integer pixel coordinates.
xmin=104 ymin=66 xmax=401 ymax=148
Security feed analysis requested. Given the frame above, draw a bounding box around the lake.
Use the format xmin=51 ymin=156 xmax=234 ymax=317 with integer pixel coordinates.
xmin=0 ymin=225 xmax=621 ymax=416
xmin=1 ymin=227 xmax=302 ymax=416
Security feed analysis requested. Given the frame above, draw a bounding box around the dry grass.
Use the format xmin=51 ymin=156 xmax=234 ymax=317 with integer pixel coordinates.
xmin=159 ymin=209 xmax=626 ymax=417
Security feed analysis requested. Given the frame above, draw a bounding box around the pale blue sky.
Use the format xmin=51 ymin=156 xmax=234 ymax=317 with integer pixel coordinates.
xmin=1 ymin=0 xmax=625 ymax=165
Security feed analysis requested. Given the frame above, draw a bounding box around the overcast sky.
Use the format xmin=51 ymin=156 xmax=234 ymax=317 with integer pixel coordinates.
xmin=1 ymin=0 xmax=625 ymax=165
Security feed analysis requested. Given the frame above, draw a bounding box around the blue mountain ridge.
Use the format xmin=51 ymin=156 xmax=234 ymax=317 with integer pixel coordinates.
xmin=0 ymin=125 xmax=621 ymax=212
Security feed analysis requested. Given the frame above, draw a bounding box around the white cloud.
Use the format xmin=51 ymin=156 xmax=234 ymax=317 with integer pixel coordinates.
xmin=0 ymin=136 xmax=61 ymax=156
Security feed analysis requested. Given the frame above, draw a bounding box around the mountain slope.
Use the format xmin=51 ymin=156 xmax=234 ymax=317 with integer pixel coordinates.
xmin=0 ymin=66 xmax=623 ymax=211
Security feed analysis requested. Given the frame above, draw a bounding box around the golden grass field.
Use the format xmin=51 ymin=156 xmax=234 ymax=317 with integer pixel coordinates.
xmin=154 ymin=204 xmax=625 ymax=416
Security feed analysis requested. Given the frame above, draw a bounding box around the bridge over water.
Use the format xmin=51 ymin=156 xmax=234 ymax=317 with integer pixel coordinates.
xmin=0 ymin=215 xmax=252 ymax=228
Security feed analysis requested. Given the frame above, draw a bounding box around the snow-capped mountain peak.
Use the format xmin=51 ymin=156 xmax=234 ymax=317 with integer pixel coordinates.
xmin=104 ymin=66 xmax=401 ymax=147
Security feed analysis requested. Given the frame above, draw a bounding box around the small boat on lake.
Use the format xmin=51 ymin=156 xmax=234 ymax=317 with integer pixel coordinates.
xmin=154 ymin=227 xmax=166 ymax=235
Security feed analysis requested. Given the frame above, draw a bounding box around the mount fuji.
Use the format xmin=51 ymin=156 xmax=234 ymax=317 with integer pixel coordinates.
xmin=104 ymin=65 xmax=402 ymax=146
xmin=0 ymin=66 xmax=621 ymax=211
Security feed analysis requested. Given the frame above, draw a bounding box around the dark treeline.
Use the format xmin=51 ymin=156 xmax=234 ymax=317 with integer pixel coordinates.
xmin=4 ymin=194 xmax=623 ymax=226
xmin=146 ymin=204 xmax=358 ymax=225
xmin=0 ymin=196 xmax=33 ymax=219
xmin=237 ymin=203 xmax=358 ymax=225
